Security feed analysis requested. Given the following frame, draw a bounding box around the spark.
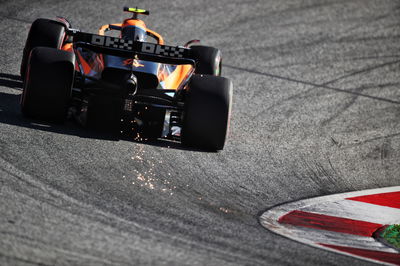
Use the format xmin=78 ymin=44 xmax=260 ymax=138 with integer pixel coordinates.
xmin=219 ymin=207 xmax=233 ymax=214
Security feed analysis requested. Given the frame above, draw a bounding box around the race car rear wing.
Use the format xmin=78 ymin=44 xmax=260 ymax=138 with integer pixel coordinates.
xmin=68 ymin=30 xmax=196 ymax=66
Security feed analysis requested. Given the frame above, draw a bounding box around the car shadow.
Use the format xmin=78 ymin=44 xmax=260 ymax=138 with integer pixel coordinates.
xmin=0 ymin=73 xmax=207 ymax=152
xmin=0 ymin=73 xmax=23 ymax=90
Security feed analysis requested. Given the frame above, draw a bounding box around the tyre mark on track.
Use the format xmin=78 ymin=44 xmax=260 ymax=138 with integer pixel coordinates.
xmin=336 ymin=5 xmax=400 ymax=36
xmin=0 ymin=158 xmax=265 ymax=266
xmin=320 ymin=59 xmax=400 ymax=86
xmin=0 ymin=252 xmax=52 ymax=266
xmin=267 ymin=54 xmax=400 ymax=71
xmin=224 ymin=64 xmax=400 ymax=105
xmin=0 ymin=231 xmax=123 ymax=266
xmin=298 ymin=158 xmax=342 ymax=194
xmin=320 ymin=83 xmax=400 ymax=127
xmin=225 ymin=0 xmax=349 ymax=28
xmin=341 ymin=132 xmax=400 ymax=149
xmin=0 ymin=16 xmax=31 ymax=24
xmin=276 ymin=0 xmax=349 ymax=15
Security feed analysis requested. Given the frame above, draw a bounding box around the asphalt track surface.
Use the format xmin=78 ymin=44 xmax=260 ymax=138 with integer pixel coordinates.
xmin=0 ymin=1 xmax=399 ymax=265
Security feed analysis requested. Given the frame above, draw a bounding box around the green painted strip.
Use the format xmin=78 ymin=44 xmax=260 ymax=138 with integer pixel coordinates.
xmin=381 ymin=224 xmax=400 ymax=249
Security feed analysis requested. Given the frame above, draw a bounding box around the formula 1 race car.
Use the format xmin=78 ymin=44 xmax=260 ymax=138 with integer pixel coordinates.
xmin=20 ymin=7 xmax=233 ymax=150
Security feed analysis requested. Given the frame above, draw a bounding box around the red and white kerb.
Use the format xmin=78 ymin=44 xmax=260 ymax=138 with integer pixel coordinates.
xmin=260 ymin=187 xmax=400 ymax=265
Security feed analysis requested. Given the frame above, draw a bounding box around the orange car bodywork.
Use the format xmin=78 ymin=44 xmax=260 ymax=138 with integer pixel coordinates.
xmin=62 ymin=17 xmax=192 ymax=90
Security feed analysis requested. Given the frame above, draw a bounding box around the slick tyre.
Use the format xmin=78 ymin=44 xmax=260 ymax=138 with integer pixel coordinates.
xmin=21 ymin=47 xmax=75 ymax=122
xmin=181 ymin=74 xmax=233 ymax=151
xmin=190 ymin=46 xmax=222 ymax=76
xmin=21 ymin=18 xmax=65 ymax=79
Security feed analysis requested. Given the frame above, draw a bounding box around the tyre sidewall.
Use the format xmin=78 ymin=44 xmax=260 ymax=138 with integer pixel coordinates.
xmin=21 ymin=18 xmax=65 ymax=78
xmin=182 ymin=74 xmax=233 ymax=150
xmin=22 ymin=47 xmax=75 ymax=122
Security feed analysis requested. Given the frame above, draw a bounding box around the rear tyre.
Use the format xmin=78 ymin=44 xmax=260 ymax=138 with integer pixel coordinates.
xmin=181 ymin=74 xmax=233 ymax=151
xmin=190 ymin=46 xmax=222 ymax=76
xmin=21 ymin=47 xmax=75 ymax=122
xmin=21 ymin=18 xmax=65 ymax=79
